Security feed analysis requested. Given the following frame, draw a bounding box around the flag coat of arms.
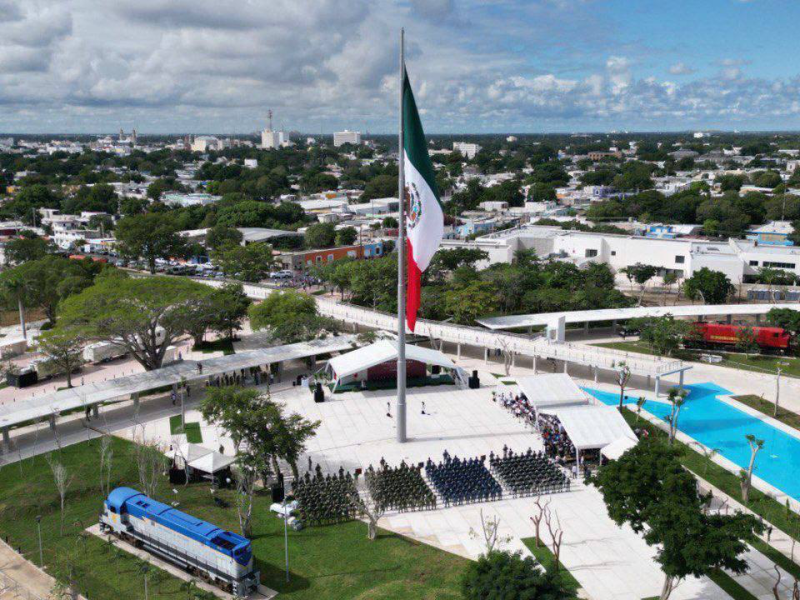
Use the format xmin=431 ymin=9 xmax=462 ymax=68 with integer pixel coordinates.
xmin=402 ymin=68 xmax=444 ymax=331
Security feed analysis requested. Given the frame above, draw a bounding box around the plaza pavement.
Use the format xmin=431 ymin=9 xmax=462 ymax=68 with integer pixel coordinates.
xmin=114 ymin=377 xmax=733 ymax=600
xmin=3 ymin=325 xmax=800 ymax=598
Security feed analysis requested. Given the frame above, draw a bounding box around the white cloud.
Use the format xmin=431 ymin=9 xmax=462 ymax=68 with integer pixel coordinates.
xmin=0 ymin=0 xmax=795 ymax=132
xmin=669 ymin=62 xmax=695 ymax=75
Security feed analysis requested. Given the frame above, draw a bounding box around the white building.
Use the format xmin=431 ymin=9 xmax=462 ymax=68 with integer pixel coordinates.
xmin=450 ymin=225 xmax=800 ymax=284
xmin=453 ymin=142 xmax=481 ymax=159
xmin=261 ymin=129 xmax=290 ymax=150
xmin=190 ymin=136 xmax=223 ymax=153
xmin=162 ymin=193 xmax=221 ymax=207
xmin=243 ymin=159 xmax=258 ymax=169
xmin=333 ymin=130 xmax=362 ymax=147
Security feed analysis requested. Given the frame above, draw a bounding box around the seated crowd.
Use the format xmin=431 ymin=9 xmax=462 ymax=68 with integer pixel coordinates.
xmin=366 ymin=460 xmax=437 ymax=512
xmin=294 ymin=463 xmax=358 ymax=526
xmin=426 ymin=451 xmax=502 ymax=506
xmin=489 ymin=446 xmax=570 ymax=497
xmin=493 ymin=390 xmax=536 ymax=428
xmin=537 ymin=413 xmax=576 ymax=462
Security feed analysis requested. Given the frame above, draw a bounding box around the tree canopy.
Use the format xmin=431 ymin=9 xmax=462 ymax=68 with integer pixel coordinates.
xmin=57 ymin=275 xmax=216 ymax=370
xmin=115 ymin=213 xmax=188 ymax=274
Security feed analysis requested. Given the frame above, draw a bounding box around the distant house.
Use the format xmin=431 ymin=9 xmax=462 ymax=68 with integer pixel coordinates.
xmin=746 ymin=221 xmax=795 ymax=247
xmin=278 ymin=241 xmax=385 ymax=271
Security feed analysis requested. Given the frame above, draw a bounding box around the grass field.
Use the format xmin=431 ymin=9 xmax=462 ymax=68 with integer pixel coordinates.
xmin=594 ymin=340 xmax=800 ymax=377
xmin=168 ymin=415 xmax=203 ymax=443
xmin=192 ymin=338 xmax=235 ymax=355
xmin=0 ymin=437 xmax=468 ymax=600
xmin=520 ymin=537 xmax=580 ymax=593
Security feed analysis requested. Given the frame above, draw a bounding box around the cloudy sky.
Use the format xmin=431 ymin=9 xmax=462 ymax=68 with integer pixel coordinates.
xmin=1 ymin=0 xmax=800 ymax=134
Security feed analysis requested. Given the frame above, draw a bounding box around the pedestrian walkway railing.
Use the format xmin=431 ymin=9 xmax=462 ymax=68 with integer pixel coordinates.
xmin=193 ymin=278 xmax=685 ymax=378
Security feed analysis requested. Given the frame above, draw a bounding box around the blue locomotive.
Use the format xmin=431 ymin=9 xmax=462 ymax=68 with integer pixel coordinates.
xmin=99 ymin=487 xmax=260 ymax=597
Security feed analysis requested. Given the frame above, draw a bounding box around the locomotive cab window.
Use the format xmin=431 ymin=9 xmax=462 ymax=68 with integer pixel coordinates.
xmin=109 ymin=506 xmax=117 ymax=514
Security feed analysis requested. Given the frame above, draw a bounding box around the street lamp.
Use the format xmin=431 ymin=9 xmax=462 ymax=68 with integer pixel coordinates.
xmin=283 ymin=491 xmax=290 ymax=583
xmin=35 ymin=515 xmax=43 ymax=567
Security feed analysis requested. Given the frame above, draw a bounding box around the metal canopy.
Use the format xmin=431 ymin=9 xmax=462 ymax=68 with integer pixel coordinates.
xmin=477 ymin=303 xmax=800 ymax=331
xmin=0 ymin=335 xmax=356 ymax=431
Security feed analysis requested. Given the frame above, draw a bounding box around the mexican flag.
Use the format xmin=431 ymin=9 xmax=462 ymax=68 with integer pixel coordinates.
xmin=403 ymin=68 xmax=444 ymax=331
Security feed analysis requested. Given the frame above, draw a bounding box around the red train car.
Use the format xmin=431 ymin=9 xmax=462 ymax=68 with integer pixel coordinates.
xmin=688 ymin=322 xmax=791 ymax=353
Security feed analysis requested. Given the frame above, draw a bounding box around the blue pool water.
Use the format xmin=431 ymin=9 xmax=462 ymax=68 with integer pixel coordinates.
xmin=584 ymin=383 xmax=800 ymax=500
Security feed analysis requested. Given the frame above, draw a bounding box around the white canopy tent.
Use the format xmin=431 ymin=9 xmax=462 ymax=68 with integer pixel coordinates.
xmin=188 ymin=451 xmax=236 ymax=474
xmin=600 ymin=436 xmax=639 ymax=461
xmin=324 ymin=340 xmax=457 ymax=390
xmin=171 ymin=442 xmax=212 ymax=465
xmin=516 ymin=374 xmax=590 ymax=414
xmin=549 ymin=405 xmax=637 ymax=465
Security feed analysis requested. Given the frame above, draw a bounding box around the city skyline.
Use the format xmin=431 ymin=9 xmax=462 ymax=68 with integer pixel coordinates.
xmin=2 ymin=0 xmax=800 ymax=134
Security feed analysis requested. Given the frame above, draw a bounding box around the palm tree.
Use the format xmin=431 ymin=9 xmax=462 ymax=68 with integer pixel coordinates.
xmin=635 ymin=397 xmax=646 ymax=422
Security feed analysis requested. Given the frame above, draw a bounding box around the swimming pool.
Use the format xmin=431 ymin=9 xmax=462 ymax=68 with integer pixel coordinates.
xmin=584 ymin=383 xmax=800 ymax=500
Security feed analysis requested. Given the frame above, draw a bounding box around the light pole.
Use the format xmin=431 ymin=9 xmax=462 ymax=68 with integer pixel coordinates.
xmin=283 ymin=495 xmax=290 ymax=583
xmin=35 ymin=515 xmax=43 ymax=567
xmin=775 ymin=367 xmax=782 ymax=417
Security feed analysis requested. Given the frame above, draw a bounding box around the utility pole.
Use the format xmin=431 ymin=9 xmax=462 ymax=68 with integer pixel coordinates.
xmin=35 ymin=515 xmax=43 ymax=566
xmin=775 ymin=367 xmax=782 ymax=417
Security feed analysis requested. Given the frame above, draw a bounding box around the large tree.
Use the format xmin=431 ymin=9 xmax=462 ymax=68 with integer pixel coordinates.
xmin=683 ymin=267 xmax=734 ymax=305
xmin=5 ymin=233 xmax=52 ymax=265
xmin=212 ymin=242 xmax=275 ymax=282
xmin=304 ymin=222 xmax=336 ymax=249
xmin=461 ymin=550 xmax=575 ymax=600
xmin=57 ymin=276 xmax=216 ymax=370
xmin=9 ymin=255 xmax=100 ymax=326
xmin=201 ymin=386 xmax=320 ymax=532
xmin=590 ymin=440 xmax=762 ymax=600
xmin=115 ymin=213 xmax=188 ymax=274
xmin=630 ymin=316 xmax=692 ymax=357
xmin=249 ymin=290 xmax=338 ymax=343
xmin=36 ymin=328 xmax=85 ymax=388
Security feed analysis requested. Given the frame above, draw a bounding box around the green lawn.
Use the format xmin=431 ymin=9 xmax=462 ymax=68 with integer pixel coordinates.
xmin=594 ymin=340 xmax=800 ymax=377
xmin=192 ymin=338 xmax=235 ymax=355
xmin=0 ymin=438 xmax=467 ymax=600
xmin=520 ymin=537 xmax=580 ymax=593
xmin=708 ymin=569 xmax=758 ymax=600
xmin=733 ymin=394 xmax=800 ymax=430
xmin=168 ymin=415 xmax=203 ymax=443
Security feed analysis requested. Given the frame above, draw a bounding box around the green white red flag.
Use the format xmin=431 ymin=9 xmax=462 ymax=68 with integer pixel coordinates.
xmin=402 ymin=68 xmax=444 ymax=331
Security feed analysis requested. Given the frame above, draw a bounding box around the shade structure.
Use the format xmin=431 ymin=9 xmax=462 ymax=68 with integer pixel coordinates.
xmin=516 ymin=374 xmax=590 ymax=413
xmin=550 ymin=405 xmax=636 ymax=451
xmin=600 ymin=435 xmax=639 ymax=461
xmin=172 ymin=442 xmax=212 ymax=464
xmin=187 ymin=450 xmax=236 ymax=474
xmin=324 ymin=340 xmax=456 ymax=389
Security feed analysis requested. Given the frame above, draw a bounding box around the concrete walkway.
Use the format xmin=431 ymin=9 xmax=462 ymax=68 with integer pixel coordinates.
xmin=0 ymin=537 xmax=85 ymax=600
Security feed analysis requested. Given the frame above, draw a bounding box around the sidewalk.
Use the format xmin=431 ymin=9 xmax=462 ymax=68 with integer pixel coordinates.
xmin=0 ymin=537 xmax=86 ymax=600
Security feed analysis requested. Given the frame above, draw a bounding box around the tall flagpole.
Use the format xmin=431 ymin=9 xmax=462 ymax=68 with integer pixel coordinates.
xmin=396 ymin=28 xmax=407 ymax=444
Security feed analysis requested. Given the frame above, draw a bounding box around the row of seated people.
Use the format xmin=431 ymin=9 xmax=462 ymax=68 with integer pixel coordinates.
xmin=493 ymin=390 xmax=536 ymax=428
xmin=425 ymin=452 xmax=502 ymax=507
xmin=488 ymin=447 xmax=570 ymax=497
xmin=294 ymin=465 xmax=358 ymax=526
xmin=365 ymin=461 xmax=437 ymax=512
xmin=537 ymin=413 xmax=576 ymax=462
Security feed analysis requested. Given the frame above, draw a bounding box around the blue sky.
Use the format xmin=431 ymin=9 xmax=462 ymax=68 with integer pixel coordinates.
xmin=1 ymin=0 xmax=799 ymax=133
